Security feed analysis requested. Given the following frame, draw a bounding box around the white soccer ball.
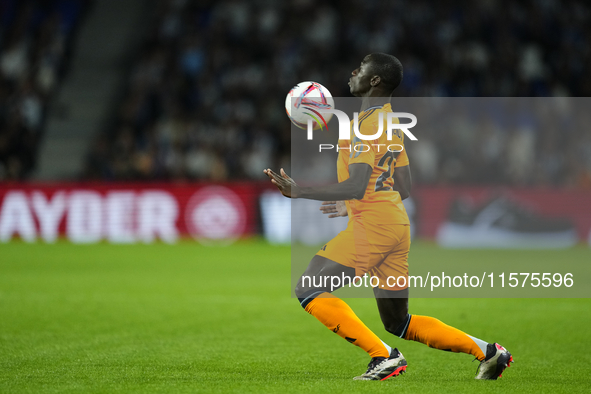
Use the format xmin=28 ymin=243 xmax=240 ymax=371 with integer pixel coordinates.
xmin=285 ymin=81 xmax=334 ymax=130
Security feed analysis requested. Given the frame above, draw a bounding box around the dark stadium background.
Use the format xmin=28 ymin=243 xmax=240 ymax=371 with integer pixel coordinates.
xmin=1 ymin=0 xmax=590 ymax=244
xmin=1 ymin=1 xmax=591 ymax=392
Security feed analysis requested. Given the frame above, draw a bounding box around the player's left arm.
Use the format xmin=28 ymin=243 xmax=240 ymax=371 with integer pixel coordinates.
xmin=390 ymin=137 xmax=411 ymax=200
xmin=392 ymin=164 xmax=411 ymax=200
xmin=263 ymin=164 xmax=372 ymax=200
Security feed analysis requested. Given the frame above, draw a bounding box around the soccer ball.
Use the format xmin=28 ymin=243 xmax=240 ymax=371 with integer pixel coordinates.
xmin=285 ymin=81 xmax=334 ymax=130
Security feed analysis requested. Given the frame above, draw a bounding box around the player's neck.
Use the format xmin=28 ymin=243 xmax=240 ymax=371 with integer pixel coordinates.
xmin=359 ymin=96 xmax=390 ymax=112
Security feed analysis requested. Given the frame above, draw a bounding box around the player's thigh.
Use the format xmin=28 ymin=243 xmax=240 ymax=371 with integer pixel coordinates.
xmin=371 ymin=225 xmax=411 ymax=331
xmin=295 ymin=254 xmax=355 ymax=297
xmin=370 ymin=224 xmax=410 ymax=291
xmin=316 ymin=218 xmax=390 ymax=277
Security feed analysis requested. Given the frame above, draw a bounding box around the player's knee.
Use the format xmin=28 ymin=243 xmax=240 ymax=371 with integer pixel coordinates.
xmin=385 ymin=313 xmax=412 ymax=338
xmin=294 ymin=278 xmax=309 ymax=299
xmin=294 ymin=282 xmax=304 ymax=299
xmin=294 ymin=275 xmax=328 ymax=299
xmin=296 ymin=288 xmax=326 ymax=310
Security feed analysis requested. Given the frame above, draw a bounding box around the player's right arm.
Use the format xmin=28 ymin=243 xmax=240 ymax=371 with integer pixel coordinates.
xmin=263 ymin=163 xmax=372 ymax=200
xmin=298 ymin=163 xmax=372 ymax=200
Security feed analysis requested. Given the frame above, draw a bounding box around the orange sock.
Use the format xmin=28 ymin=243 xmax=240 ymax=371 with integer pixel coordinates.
xmin=405 ymin=315 xmax=486 ymax=361
xmin=304 ymin=293 xmax=390 ymax=358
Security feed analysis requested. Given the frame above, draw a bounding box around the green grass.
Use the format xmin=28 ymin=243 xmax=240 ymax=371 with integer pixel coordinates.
xmin=1 ymin=240 xmax=590 ymax=393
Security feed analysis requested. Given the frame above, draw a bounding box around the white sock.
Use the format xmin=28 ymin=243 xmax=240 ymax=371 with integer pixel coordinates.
xmin=380 ymin=340 xmax=392 ymax=355
xmin=468 ymin=335 xmax=489 ymax=357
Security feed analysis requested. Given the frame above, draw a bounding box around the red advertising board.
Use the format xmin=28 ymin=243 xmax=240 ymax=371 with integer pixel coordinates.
xmin=1 ymin=182 xmax=590 ymax=247
xmin=0 ymin=183 xmax=262 ymax=243
xmin=412 ymin=187 xmax=591 ymax=247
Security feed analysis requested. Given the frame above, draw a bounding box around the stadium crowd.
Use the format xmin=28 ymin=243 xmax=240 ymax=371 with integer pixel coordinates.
xmin=0 ymin=0 xmax=89 ymax=180
xmin=85 ymin=0 xmax=591 ymax=187
xmin=2 ymin=0 xmax=590 ymax=187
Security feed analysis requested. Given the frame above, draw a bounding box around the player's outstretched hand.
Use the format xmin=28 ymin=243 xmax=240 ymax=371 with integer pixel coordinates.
xmin=320 ymin=201 xmax=348 ymax=218
xmin=263 ymin=168 xmax=300 ymax=198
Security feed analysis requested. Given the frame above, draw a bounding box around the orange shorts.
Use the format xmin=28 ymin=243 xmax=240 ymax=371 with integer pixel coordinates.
xmin=316 ymin=216 xmax=410 ymax=291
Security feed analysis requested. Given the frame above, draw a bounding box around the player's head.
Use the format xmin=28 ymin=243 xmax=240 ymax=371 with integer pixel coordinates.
xmin=349 ymin=53 xmax=403 ymax=97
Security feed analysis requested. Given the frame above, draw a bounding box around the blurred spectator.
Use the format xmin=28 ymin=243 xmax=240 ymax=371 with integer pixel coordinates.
xmin=0 ymin=0 xmax=89 ymax=180
xmin=86 ymin=0 xmax=591 ymax=187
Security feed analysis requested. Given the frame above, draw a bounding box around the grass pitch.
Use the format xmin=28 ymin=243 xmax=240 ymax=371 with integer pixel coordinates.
xmin=1 ymin=240 xmax=590 ymax=393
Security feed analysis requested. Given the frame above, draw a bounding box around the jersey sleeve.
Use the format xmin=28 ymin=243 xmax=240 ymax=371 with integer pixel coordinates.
xmin=348 ymin=135 xmax=376 ymax=168
xmin=348 ymin=116 xmax=382 ymax=168
xmin=387 ymin=116 xmax=409 ymax=167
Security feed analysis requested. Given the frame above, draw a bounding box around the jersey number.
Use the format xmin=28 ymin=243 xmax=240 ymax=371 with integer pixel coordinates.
xmin=374 ymin=151 xmax=400 ymax=191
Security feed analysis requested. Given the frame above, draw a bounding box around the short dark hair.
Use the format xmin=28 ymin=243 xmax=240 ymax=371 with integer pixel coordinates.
xmin=367 ymin=53 xmax=403 ymax=92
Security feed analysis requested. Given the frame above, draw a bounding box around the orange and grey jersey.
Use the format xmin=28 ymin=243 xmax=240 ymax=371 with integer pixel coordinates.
xmin=336 ymin=103 xmax=410 ymax=225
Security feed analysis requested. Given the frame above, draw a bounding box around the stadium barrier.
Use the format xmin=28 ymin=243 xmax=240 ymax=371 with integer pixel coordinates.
xmin=1 ymin=183 xmax=590 ymax=247
xmin=419 ymin=187 xmax=591 ymax=248
xmin=0 ymin=183 xmax=261 ymax=243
